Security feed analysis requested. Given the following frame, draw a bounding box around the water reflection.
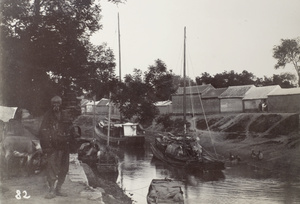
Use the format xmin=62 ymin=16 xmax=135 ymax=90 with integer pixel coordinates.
xmin=150 ymin=157 xmax=225 ymax=183
xmin=113 ymin=146 xmax=300 ymax=204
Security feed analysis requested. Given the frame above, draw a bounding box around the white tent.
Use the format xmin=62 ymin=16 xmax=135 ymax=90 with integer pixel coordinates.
xmin=0 ymin=106 xmax=18 ymax=122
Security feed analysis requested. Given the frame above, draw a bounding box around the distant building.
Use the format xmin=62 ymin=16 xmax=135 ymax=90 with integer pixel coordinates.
xmin=84 ymin=98 xmax=120 ymax=116
xmin=80 ymin=99 xmax=89 ymax=114
xmin=243 ymin=85 xmax=281 ymax=112
xmin=219 ymin=85 xmax=255 ymax=113
xmin=267 ymin=87 xmax=300 ymax=113
xmin=201 ymin=88 xmax=227 ymax=114
xmin=172 ymin=84 xmax=215 ymax=115
xmin=154 ymin=100 xmax=172 ymax=114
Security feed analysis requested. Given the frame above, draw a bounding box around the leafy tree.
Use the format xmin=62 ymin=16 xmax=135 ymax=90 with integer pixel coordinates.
xmin=156 ymin=114 xmax=174 ymax=132
xmin=178 ymin=76 xmax=196 ymax=87
xmin=195 ymin=72 xmax=213 ymax=85
xmin=0 ymin=0 xmax=117 ymax=115
xmin=273 ymin=38 xmax=300 ymax=86
xmin=258 ymin=73 xmax=297 ymax=88
xmin=196 ymin=70 xmax=256 ymax=88
xmin=112 ymin=69 xmax=159 ymax=124
xmin=144 ymin=59 xmax=178 ymax=101
xmin=79 ymin=43 xmax=117 ymax=99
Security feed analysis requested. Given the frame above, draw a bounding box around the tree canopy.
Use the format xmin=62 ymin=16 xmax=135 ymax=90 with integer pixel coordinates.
xmin=144 ymin=59 xmax=178 ymax=101
xmin=195 ymin=70 xmax=257 ymax=88
xmin=0 ymin=0 xmax=117 ymax=115
xmin=111 ymin=59 xmax=178 ymax=124
xmin=195 ymin=70 xmax=297 ymax=88
xmin=273 ymin=38 xmax=300 ymax=86
xmin=112 ymin=69 xmax=158 ymax=124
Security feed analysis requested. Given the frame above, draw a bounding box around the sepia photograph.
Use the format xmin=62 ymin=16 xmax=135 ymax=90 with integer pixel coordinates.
xmin=0 ymin=0 xmax=300 ymax=203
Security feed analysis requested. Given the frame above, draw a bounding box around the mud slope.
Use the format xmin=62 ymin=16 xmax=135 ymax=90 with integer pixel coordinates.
xmin=196 ymin=113 xmax=299 ymax=137
xmin=193 ymin=113 xmax=300 ymax=176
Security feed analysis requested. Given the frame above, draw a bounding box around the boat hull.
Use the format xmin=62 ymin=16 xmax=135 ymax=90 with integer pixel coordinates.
xmin=150 ymin=143 xmax=225 ymax=171
xmin=94 ymin=125 xmax=145 ymax=146
xmin=147 ymin=179 xmax=184 ymax=204
xmin=96 ymin=162 xmax=118 ymax=173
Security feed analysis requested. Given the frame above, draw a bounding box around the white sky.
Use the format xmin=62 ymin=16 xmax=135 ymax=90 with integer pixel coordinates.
xmin=90 ymin=0 xmax=300 ymax=80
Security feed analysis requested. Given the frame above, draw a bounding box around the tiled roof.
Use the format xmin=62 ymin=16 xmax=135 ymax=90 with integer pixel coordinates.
xmin=154 ymin=100 xmax=172 ymax=106
xmin=268 ymin=87 xmax=300 ymax=96
xmin=97 ymin=98 xmax=109 ymax=106
xmin=174 ymin=84 xmax=214 ymax=95
xmin=243 ymin=85 xmax=280 ymax=100
xmin=80 ymin=99 xmax=89 ymax=106
xmin=201 ymin=88 xmax=227 ymax=99
xmin=86 ymin=98 xmax=109 ymax=106
xmin=219 ymin=85 xmax=255 ymax=98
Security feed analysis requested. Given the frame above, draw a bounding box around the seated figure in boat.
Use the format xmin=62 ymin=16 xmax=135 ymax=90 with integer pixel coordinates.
xmin=191 ymin=141 xmax=203 ymax=159
xmin=177 ymin=146 xmax=184 ymax=156
xmin=78 ymin=140 xmax=100 ymax=165
xmin=98 ymin=147 xmax=117 ymax=163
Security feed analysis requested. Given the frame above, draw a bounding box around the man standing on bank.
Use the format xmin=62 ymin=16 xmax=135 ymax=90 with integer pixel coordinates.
xmin=39 ymin=96 xmax=73 ymax=199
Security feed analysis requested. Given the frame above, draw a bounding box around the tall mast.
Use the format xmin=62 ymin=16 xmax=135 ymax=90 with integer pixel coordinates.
xmin=183 ymin=27 xmax=186 ymax=134
xmin=118 ymin=12 xmax=123 ymax=122
xmin=107 ymin=92 xmax=112 ymax=146
xmin=118 ymin=12 xmax=121 ymax=82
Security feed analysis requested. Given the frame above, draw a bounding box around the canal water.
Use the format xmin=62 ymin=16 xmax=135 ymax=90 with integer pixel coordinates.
xmin=112 ymin=143 xmax=300 ymax=204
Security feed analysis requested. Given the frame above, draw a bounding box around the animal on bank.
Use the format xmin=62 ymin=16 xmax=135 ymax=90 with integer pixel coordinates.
xmin=229 ymin=152 xmax=241 ymax=164
xmin=1 ymin=136 xmax=43 ymax=178
xmin=251 ymin=150 xmax=263 ymax=160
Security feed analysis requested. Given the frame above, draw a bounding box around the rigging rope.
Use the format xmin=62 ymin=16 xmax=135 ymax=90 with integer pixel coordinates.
xmin=196 ymin=84 xmax=218 ymax=158
xmin=186 ymin=49 xmax=218 ymax=158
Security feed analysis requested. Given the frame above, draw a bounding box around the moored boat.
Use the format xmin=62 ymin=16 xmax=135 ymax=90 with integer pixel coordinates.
xmin=96 ymin=147 xmax=118 ymax=173
xmin=150 ymin=134 xmax=225 ymax=171
xmin=147 ymin=178 xmax=184 ymax=204
xmin=77 ymin=139 xmax=119 ymax=179
xmin=150 ymin=27 xmax=225 ymax=171
xmin=94 ymin=120 xmax=145 ymax=146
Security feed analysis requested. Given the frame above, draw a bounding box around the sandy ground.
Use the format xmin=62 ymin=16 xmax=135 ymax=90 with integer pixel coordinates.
xmin=0 ymin=170 xmax=103 ymax=204
xmin=0 ymin=155 xmax=133 ymax=204
xmin=0 ymin=118 xmax=133 ymax=204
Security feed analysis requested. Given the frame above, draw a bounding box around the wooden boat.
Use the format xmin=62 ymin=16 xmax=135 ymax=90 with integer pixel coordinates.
xmin=77 ymin=139 xmax=101 ymax=165
xmin=96 ymin=147 xmax=118 ymax=173
xmin=150 ymin=27 xmax=225 ymax=171
xmin=94 ymin=120 xmax=145 ymax=146
xmin=147 ymin=178 xmax=184 ymax=204
xmin=150 ymin=135 xmax=225 ymax=171
xmin=78 ymin=140 xmax=119 ymax=179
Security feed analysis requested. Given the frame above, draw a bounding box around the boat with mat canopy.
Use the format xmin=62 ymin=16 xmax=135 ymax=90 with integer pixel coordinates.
xmin=147 ymin=178 xmax=184 ymax=204
xmin=94 ymin=119 xmax=145 ymax=146
xmin=150 ymin=27 xmax=225 ymax=171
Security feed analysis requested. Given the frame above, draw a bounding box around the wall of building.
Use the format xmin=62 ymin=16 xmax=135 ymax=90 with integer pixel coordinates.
xmin=171 ymin=95 xmax=220 ymax=115
xmin=268 ymin=95 xmax=300 ymax=113
xmin=220 ymin=98 xmax=243 ymax=113
xmin=157 ymin=105 xmax=172 ymax=114
xmin=243 ymin=99 xmax=261 ymax=112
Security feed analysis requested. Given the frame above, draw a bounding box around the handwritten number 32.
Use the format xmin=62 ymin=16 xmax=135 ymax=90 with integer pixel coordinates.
xmin=15 ymin=190 xmax=30 ymax=199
